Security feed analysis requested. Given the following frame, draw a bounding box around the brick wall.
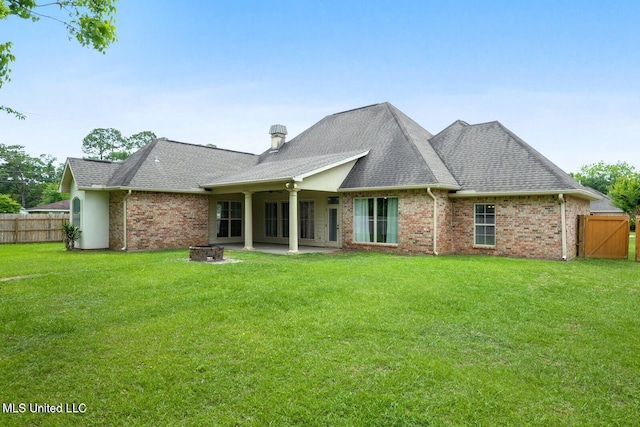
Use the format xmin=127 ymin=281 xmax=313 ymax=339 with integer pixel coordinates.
xmin=450 ymin=195 xmax=589 ymax=260
xmin=110 ymin=191 xmax=209 ymax=251
xmin=565 ymin=195 xmax=591 ymax=259
xmin=342 ymin=189 xmax=444 ymax=255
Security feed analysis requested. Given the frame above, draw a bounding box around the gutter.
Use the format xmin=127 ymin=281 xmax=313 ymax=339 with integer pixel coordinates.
xmin=558 ymin=193 xmax=567 ymax=260
xmin=121 ymin=190 xmax=132 ymax=251
xmin=426 ymin=187 xmax=439 ymax=255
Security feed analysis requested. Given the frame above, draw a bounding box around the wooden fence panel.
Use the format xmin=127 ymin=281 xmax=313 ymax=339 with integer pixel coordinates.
xmin=0 ymin=214 xmax=69 ymax=244
xmin=636 ymin=216 xmax=640 ymax=262
xmin=578 ymin=215 xmax=630 ymax=259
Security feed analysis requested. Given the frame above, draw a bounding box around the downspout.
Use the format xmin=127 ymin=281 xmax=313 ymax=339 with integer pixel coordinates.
xmin=427 ymin=188 xmax=439 ymax=255
xmin=558 ymin=193 xmax=567 ymax=260
xmin=121 ymin=190 xmax=132 ymax=251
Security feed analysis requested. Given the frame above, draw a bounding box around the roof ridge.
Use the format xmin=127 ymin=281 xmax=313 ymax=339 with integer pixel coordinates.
xmin=116 ymin=140 xmax=158 ymax=186
xmin=160 ymin=139 xmax=257 ymax=156
xmin=330 ymin=102 xmax=384 ymax=116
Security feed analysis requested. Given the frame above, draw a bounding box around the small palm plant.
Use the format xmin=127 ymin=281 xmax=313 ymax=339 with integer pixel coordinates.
xmin=62 ymin=221 xmax=82 ymax=251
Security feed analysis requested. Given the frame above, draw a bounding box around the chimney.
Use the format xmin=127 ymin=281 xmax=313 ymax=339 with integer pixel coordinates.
xmin=269 ymin=124 xmax=287 ymax=151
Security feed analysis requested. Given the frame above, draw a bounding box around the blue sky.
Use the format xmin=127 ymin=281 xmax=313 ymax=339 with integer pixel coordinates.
xmin=1 ymin=0 xmax=639 ymax=173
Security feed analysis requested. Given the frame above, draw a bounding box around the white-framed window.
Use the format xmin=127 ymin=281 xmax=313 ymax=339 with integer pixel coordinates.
xmin=265 ymin=202 xmax=278 ymax=237
xmin=72 ymin=197 xmax=81 ymax=227
xmin=281 ymin=201 xmax=289 ymax=238
xmin=474 ymin=203 xmax=495 ymax=246
xmin=299 ymin=201 xmax=314 ymax=239
xmin=354 ymin=197 xmax=398 ymax=244
xmin=217 ymin=201 xmax=242 ymax=238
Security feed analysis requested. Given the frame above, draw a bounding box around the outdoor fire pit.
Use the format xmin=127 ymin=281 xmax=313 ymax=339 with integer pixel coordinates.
xmin=189 ymin=245 xmax=224 ymax=262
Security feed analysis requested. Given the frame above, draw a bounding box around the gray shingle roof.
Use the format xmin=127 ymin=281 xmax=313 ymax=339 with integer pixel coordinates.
xmin=68 ymin=140 xmax=257 ymax=192
xmin=430 ymin=120 xmax=590 ymax=195
xmin=204 ymin=150 xmax=367 ymax=186
xmin=587 ymin=188 xmax=625 ymax=213
xmin=256 ymin=102 xmax=460 ymax=190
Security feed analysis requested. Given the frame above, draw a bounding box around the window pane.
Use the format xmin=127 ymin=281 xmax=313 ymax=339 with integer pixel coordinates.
xmin=354 ymin=198 xmax=372 ymax=242
xmin=219 ymin=201 xmax=229 ymax=219
xmin=265 ymin=202 xmax=278 ymax=237
xmin=231 ymin=202 xmax=242 ymax=219
xmin=217 ymin=220 xmax=228 ymax=238
xmin=282 ymin=202 xmax=289 ymax=238
xmin=230 ymin=220 xmax=242 ymax=237
xmin=299 ymin=201 xmax=314 ymax=239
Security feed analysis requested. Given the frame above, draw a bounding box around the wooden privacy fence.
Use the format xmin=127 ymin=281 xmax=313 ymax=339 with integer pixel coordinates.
xmin=637 ymin=216 xmax=639 ymax=262
xmin=0 ymin=214 xmax=69 ymax=244
xmin=578 ymin=215 xmax=630 ymax=259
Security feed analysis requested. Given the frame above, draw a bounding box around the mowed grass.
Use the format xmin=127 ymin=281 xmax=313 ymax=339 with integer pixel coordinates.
xmin=1 ymin=244 xmax=639 ymax=426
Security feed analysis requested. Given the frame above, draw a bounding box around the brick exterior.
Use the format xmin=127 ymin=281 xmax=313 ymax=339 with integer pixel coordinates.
xmin=109 ymin=191 xmax=209 ymax=251
xmin=342 ymin=189 xmax=449 ymax=255
xmin=450 ymin=195 xmax=590 ymax=260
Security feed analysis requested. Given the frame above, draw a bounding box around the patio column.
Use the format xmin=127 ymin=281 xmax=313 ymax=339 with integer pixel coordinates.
xmin=243 ymin=191 xmax=254 ymax=250
xmin=287 ymin=185 xmax=299 ymax=254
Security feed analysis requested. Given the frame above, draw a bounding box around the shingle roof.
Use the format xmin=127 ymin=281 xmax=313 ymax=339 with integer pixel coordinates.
xmin=430 ymin=120 xmax=590 ymax=195
xmin=587 ymin=188 xmax=625 ymax=213
xmin=256 ymin=102 xmax=460 ymax=190
xmin=68 ymin=140 xmax=258 ymax=192
xmin=205 ymin=150 xmax=368 ymax=186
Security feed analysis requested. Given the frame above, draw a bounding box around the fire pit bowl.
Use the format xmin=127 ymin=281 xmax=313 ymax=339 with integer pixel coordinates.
xmin=189 ymin=245 xmax=224 ymax=262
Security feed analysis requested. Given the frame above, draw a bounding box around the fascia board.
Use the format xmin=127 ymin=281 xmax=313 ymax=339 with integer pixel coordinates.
xmin=449 ymin=189 xmax=601 ymax=201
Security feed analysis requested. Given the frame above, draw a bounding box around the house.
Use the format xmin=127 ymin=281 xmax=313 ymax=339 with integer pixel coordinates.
xmin=587 ymin=189 xmax=626 ymax=216
xmin=59 ymin=102 xmax=598 ymax=259
xmin=27 ymin=200 xmax=70 ymax=214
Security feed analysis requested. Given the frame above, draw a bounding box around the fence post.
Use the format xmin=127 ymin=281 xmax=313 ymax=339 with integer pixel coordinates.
xmin=636 ymin=216 xmax=639 ymax=262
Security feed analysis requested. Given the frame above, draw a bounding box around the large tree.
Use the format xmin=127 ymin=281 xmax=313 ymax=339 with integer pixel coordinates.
xmin=0 ymin=144 xmax=60 ymax=207
xmin=1 ymin=0 xmax=118 ymax=118
xmin=82 ymin=128 xmax=157 ymax=161
xmin=570 ymin=161 xmax=638 ymax=195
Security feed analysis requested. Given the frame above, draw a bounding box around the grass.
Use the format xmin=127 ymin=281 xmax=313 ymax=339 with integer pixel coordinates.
xmin=1 ymin=243 xmax=639 ymax=426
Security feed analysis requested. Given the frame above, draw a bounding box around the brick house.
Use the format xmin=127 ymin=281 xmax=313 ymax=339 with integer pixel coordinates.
xmin=59 ymin=102 xmax=597 ymax=259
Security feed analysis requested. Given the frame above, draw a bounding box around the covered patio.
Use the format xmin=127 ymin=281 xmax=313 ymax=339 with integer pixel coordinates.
xmin=222 ymin=243 xmax=341 ymax=255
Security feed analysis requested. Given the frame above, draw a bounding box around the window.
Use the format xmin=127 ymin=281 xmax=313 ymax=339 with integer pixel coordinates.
xmin=217 ymin=201 xmax=242 ymax=238
xmin=354 ymin=197 xmax=398 ymax=244
xmin=281 ymin=201 xmax=289 ymax=238
xmin=474 ymin=204 xmax=495 ymax=246
xmin=299 ymin=201 xmax=314 ymax=239
xmin=265 ymin=202 xmax=278 ymax=237
xmin=72 ymin=197 xmax=81 ymax=227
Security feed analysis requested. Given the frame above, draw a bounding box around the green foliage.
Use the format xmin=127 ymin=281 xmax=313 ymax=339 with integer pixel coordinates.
xmin=0 ymin=143 xmax=61 ymax=208
xmin=0 ymin=0 xmax=118 ymax=117
xmin=1 ymin=246 xmax=639 ymax=425
xmin=39 ymin=182 xmax=68 ymax=205
xmin=609 ymin=175 xmax=640 ymax=215
xmin=570 ymin=161 xmax=638 ymax=194
xmin=61 ymin=221 xmax=81 ymax=250
xmin=0 ymin=192 xmax=21 ymax=212
xmin=82 ymin=128 xmax=157 ymax=160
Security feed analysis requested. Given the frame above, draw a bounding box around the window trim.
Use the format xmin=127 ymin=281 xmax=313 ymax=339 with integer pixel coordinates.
xmin=474 ymin=203 xmax=496 ymax=248
xmin=72 ymin=197 xmax=81 ymax=228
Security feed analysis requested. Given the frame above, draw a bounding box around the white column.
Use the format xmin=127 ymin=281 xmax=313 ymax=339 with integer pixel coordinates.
xmin=243 ymin=191 xmax=254 ymax=250
xmin=288 ymin=188 xmax=299 ymax=254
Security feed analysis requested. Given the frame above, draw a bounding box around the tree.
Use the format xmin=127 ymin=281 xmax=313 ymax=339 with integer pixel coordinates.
xmin=82 ymin=128 xmax=157 ymax=161
xmin=39 ymin=181 xmax=68 ymax=205
xmin=570 ymin=161 xmax=638 ymax=195
xmin=0 ymin=144 xmax=60 ymax=207
xmin=0 ymin=193 xmax=21 ymax=213
xmin=1 ymin=0 xmax=118 ymax=118
xmin=609 ymin=175 xmax=640 ymax=216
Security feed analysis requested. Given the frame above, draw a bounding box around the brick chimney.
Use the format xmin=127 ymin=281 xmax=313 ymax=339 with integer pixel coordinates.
xmin=269 ymin=124 xmax=287 ymax=151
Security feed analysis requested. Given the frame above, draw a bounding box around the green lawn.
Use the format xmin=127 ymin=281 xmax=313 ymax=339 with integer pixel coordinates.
xmin=1 ymin=244 xmax=639 ymax=426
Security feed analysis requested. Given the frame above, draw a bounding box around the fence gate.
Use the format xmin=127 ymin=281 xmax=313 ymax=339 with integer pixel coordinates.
xmin=578 ymin=215 xmax=630 ymax=259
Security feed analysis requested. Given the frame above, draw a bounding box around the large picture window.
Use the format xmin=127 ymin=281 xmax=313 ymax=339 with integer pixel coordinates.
xmin=299 ymin=201 xmax=314 ymax=239
xmin=474 ymin=203 xmax=495 ymax=246
xmin=354 ymin=197 xmax=398 ymax=244
xmin=217 ymin=201 xmax=242 ymax=238
xmin=265 ymin=202 xmax=278 ymax=237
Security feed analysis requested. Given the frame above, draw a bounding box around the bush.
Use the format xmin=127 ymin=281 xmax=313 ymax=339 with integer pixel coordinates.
xmin=62 ymin=222 xmax=82 ymax=250
xmin=0 ymin=193 xmax=22 ymax=213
